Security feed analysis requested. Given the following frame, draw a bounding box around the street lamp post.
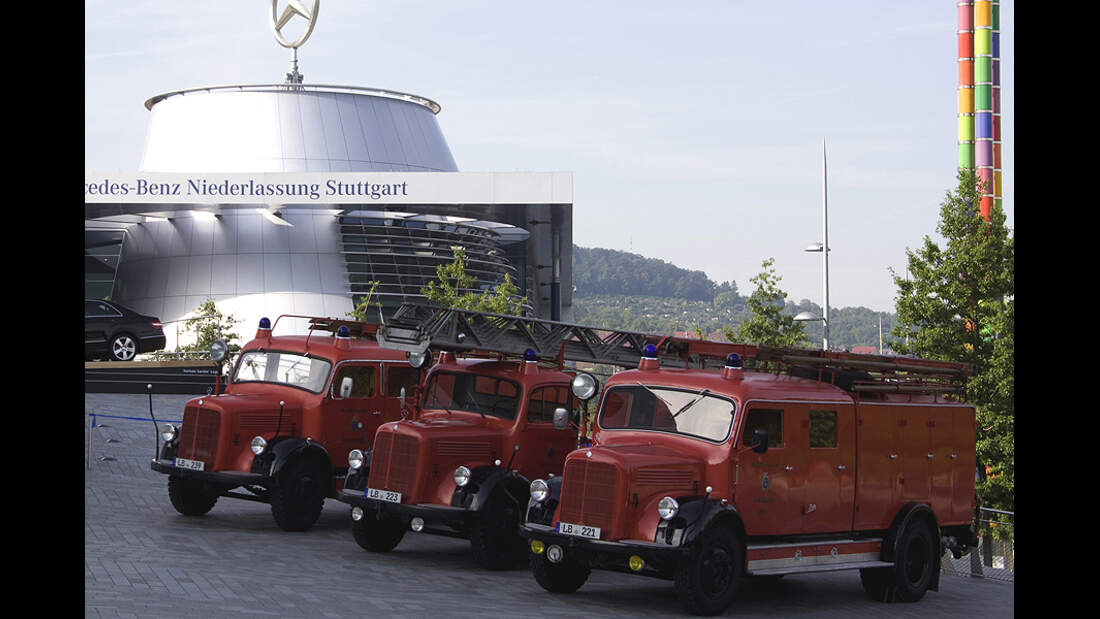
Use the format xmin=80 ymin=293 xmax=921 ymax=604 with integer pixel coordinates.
xmin=803 ymin=138 xmax=831 ymax=351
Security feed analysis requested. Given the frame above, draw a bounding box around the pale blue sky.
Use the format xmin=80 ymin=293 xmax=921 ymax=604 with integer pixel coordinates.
xmin=85 ymin=1 xmax=1013 ymax=313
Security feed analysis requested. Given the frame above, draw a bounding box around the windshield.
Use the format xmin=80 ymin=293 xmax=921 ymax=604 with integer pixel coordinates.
xmin=598 ymin=385 xmax=736 ymax=442
xmin=232 ymin=350 xmax=333 ymax=394
xmin=423 ymin=371 xmax=521 ymax=421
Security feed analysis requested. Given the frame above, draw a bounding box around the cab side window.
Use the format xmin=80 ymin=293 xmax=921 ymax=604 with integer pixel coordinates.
xmin=809 ymin=409 xmax=837 ymax=448
xmin=527 ymin=385 xmax=573 ymax=423
xmin=743 ymin=408 xmax=783 ymax=448
xmin=333 ymin=365 xmax=376 ymax=398
xmin=384 ymin=365 xmax=420 ymax=397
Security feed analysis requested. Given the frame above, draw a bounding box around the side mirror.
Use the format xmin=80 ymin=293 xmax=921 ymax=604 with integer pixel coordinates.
xmin=752 ymin=428 xmax=769 ymax=454
xmin=399 ymin=386 xmax=406 ymax=409
xmin=553 ymin=407 xmax=570 ymax=430
xmin=340 ymin=377 xmax=353 ymax=399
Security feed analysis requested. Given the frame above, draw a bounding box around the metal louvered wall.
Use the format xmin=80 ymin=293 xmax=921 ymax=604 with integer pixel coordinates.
xmin=338 ymin=212 xmax=527 ymax=311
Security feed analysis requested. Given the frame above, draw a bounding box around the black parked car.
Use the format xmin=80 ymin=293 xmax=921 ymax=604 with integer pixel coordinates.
xmin=85 ymin=299 xmax=166 ymax=361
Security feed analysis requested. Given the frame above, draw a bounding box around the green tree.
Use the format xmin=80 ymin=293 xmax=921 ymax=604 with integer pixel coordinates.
xmin=348 ymin=280 xmax=382 ymax=322
xmin=179 ymin=298 xmax=241 ymax=355
xmin=421 ymin=247 xmax=528 ymax=316
xmin=890 ymin=170 xmax=1014 ymax=520
xmin=725 ymin=258 xmax=808 ymax=348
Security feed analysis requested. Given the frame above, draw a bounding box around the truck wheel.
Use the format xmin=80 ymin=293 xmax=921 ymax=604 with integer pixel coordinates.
xmin=860 ymin=518 xmax=937 ymax=602
xmin=470 ymin=491 xmax=526 ymax=570
xmin=351 ymin=509 xmax=406 ymax=552
xmin=530 ymin=549 xmax=591 ymax=593
xmin=270 ymin=458 xmax=325 ymax=532
xmin=167 ymin=476 xmax=218 ymax=516
xmin=674 ymin=527 xmax=744 ymax=616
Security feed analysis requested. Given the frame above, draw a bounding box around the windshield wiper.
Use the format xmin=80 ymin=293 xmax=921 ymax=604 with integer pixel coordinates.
xmin=635 ymin=381 xmax=675 ymax=411
xmin=672 ymin=389 xmax=710 ymax=418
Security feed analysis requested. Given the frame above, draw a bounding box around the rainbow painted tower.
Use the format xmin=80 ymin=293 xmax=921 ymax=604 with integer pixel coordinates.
xmin=957 ymin=1 xmax=1001 ymax=220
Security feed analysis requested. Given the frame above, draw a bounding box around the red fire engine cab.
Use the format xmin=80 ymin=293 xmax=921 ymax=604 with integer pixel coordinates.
xmin=337 ymin=321 xmax=600 ymax=569
xmin=151 ymin=315 xmax=422 ymax=532
xmin=518 ymin=338 xmax=979 ymax=616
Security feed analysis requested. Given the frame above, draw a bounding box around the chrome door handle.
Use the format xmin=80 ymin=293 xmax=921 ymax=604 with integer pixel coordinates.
xmin=372 ymin=410 xmax=382 ymax=416
xmin=889 ymin=454 xmax=897 ymax=460
xmin=785 ymin=465 xmax=793 ymax=471
xmin=836 ymin=465 xmax=846 ymax=471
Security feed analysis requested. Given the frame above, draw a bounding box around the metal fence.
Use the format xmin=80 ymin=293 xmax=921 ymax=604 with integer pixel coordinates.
xmin=941 ymin=507 xmax=1014 ymax=582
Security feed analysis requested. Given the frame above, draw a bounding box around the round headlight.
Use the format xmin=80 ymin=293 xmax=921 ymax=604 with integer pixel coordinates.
xmin=571 ymin=372 xmax=599 ymax=401
xmin=658 ymin=496 xmax=679 ymax=520
xmin=348 ymin=449 xmax=365 ymax=470
xmin=250 ymin=436 xmax=267 ymax=455
xmin=530 ymin=478 xmax=550 ymax=502
xmin=209 ymin=338 xmax=229 ymax=363
xmin=454 ymin=465 xmax=471 ymax=487
xmin=160 ymin=424 xmax=177 ymax=443
xmin=408 ymin=350 xmax=429 ymax=369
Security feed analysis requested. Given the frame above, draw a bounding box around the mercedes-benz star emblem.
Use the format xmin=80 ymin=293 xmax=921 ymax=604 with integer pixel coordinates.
xmin=270 ymin=0 xmax=320 ymax=49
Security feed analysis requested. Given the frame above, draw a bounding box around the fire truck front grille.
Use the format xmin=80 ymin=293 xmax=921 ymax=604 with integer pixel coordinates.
xmin=636 ymin=468 xmax=694 ymax=489
xmin=437 ymin=441 xmax=492 ymax=462
xmin=368 ymin=432 xmax=419 ymax=495
xmin=559 ymin=459 xmax=618 ymax=534
xmin=178 ymin=407 xmax=220 ymax=466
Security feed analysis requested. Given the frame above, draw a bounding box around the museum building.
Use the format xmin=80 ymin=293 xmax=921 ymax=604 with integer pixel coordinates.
xmin=85 ymin=81 xmax=574 ymax=348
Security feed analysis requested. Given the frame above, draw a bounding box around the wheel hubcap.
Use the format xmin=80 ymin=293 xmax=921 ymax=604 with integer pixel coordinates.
xmin=113 ymin=337 xmax=136 ymax=360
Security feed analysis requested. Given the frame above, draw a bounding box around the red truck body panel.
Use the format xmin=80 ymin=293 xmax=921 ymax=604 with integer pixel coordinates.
xmin=367 ymin=357 xmax=579 ymax=507
xmin=175 ymin=332 xmax=414 ymax=478
xmin=554 ymin=363 xmax=975 ymax=542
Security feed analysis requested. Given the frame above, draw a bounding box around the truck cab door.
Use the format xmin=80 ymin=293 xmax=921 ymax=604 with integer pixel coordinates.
xmin=381 ymin=362 xmax=421 ymax=420
xmin=800 ymin=405 xmax=856 ymax=534
xmin=327 ymin=362 xmax=381 ymax=453
xmin=735 ymin=404 xmax=805 ymax=536
xmin=517 ymin=384 xmax=578 ymax=478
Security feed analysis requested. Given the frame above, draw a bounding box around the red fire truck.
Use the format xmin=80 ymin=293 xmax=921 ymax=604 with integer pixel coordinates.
xmin=151 ymin=315 xmax=423 ymax=532
xmin=508 ymin=327 xmax=980 ymax=615
xmin=336 ymin=305 xmax=601 ymax=569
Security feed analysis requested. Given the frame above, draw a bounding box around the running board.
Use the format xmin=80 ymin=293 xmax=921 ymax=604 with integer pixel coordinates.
xmin=749 ymin=560 xmax=893 ymax=576
xmin=746 ymin=539 xmax=884 ymax=575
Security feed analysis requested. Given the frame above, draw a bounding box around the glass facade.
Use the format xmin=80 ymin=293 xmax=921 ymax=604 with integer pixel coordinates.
xmin=85 ymin=230 xmax=126 ymax=299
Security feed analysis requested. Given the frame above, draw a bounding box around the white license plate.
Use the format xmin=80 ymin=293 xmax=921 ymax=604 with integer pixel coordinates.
xmin=174 ymin=457 xmax=205 ymax=471
xmin=366 ymin=487 xmax=402 ymax=503
xmin=556 ymin=521 xmax=600 ymax=540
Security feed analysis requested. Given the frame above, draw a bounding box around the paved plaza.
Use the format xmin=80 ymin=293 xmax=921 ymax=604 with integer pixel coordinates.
xmin=85 ymin=393 xmax=1014 ymax=618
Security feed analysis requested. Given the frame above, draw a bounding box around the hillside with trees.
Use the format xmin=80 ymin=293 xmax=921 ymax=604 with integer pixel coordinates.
xmin=572 ymin=246 xmax=896 ymax=351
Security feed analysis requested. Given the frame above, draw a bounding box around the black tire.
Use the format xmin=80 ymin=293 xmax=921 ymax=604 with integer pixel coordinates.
xmin=167 ymin=476 xmax=218 ymax=516
xmin=860 ymin=518 xmax=938 ymax=603
xmin=270 ymin=458 xmax=325 ymax=532
xmin=351 ymin=509 xmax=406 ymax=552
xmin=530 ymin=549 xmax=591 ymax=593
xmin=469 ymin=491 xmax=527 ymax=570
xmin=674 ymin=527 xmax=744 ymax=616
xmin=109 ymin=333 xmax=138 ymax=361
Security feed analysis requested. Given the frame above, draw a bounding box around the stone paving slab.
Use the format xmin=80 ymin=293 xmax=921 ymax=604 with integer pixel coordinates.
xmin=85 ymin=393 xmax=1014 ymax=618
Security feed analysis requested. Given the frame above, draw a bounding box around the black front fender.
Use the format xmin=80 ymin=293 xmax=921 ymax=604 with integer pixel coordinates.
xmin=524 ymin=474 xmax=562 ymax=526
xmin=663 ymin=498 xmax=744 ymax=547
xmin=267 ymin=438 xmax=333 ymax=486
xmin=451 ymin=465 xmax=529 ymax=513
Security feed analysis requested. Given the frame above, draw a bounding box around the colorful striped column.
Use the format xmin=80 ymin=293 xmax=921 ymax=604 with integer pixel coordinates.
xmin=992 ymin=1 xmax=1001 ymax=215
xmin=957 ymin=2 xmax=974 ymax=172
xmin=959 ymin=1 xmax=1000 ymax=221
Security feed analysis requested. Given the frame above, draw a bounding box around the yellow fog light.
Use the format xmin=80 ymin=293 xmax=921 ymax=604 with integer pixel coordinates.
xmin=628 ymin=555 xmax=645 ymax=572
xmin=530 ymin=540 xmax=546 ymax=555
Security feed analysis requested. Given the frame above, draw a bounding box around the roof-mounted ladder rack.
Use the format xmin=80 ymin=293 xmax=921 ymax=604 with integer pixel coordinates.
xmin=374 ymin=303 xmax=972 ymax=393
